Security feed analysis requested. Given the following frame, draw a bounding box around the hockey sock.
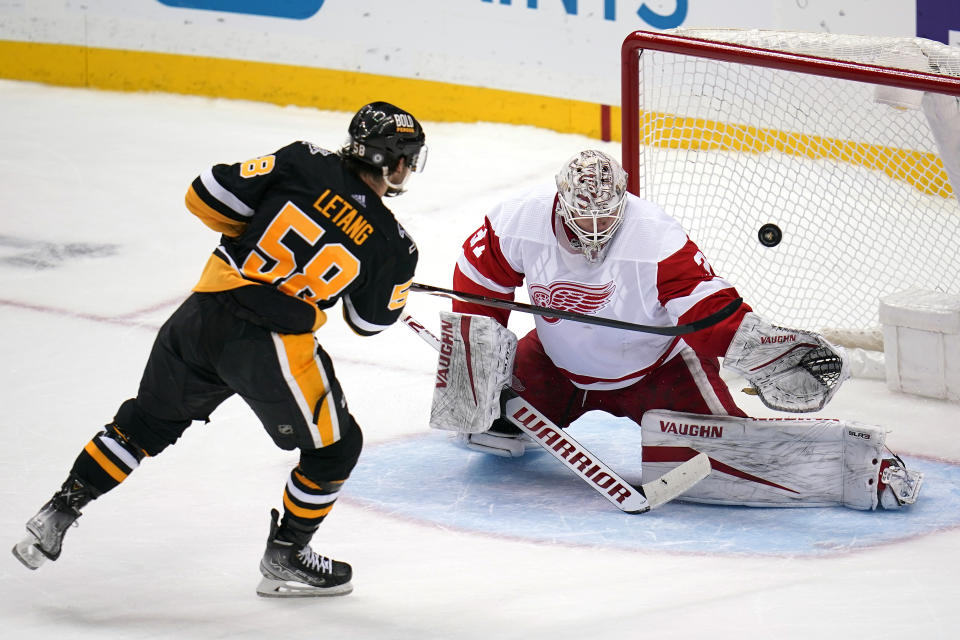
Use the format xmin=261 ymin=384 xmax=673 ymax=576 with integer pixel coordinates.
xmin=278 ymin=467 xmax=344 ymax=546
xmin=68 ymin=423 xmax=147 ymax=497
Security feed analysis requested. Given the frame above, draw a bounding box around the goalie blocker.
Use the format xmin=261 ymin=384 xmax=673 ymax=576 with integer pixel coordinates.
xmin=429 ymin=311 xmax=517 ymax=435
xmin=640 ymin=410 xmax=922 ymax=510
xmin=428 ymin=311 xmax=534 ymax=457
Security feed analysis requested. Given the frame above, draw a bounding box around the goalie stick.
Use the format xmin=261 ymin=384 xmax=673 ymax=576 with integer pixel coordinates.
xmin=400 ymin=313 xmax=711 ymax=513
xmin=410 ymin=282 xmax=742 ymax=336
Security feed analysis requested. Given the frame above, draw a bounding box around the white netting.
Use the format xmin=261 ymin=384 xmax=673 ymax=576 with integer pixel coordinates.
xmin=630 ymin=29 xmax=960 ymax=342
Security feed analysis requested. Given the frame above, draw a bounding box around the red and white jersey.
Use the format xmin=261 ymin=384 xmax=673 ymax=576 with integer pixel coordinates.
xmin=453 ymin=183 xmax=750 ymax=390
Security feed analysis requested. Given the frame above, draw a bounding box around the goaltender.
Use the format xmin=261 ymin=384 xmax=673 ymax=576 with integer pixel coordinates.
xmin=430 ymin=150 xmax=923 ymax=511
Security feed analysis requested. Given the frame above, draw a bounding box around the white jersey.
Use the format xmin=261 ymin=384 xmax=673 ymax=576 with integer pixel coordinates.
xmin=453 ymin=183 xmax=745 ymax=390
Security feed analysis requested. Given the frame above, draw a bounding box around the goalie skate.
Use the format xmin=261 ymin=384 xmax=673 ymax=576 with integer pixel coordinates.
xmin=454 ymin=419 xmax=536 ymax=457
xmin=878 ymin=457 xmax=924 ymax=509
xmin=256 ymin=509 xmax=353 ymax=598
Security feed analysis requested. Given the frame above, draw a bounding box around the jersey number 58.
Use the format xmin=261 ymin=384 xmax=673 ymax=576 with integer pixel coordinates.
xmin=243 ymin=201 xmax=361 ymax=304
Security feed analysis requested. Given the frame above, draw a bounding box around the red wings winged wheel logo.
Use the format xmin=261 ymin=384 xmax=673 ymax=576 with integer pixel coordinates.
xmin=527 ymin=280 xmax=616 ymax=324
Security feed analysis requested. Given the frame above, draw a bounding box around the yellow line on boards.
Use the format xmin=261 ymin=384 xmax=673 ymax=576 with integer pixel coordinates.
xmin=0 ymin=39 xmax=617 ymax=141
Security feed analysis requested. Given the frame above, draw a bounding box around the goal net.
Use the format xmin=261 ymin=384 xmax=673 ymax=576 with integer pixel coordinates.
xmin=621 ymin=29 xmax=960 ymax=349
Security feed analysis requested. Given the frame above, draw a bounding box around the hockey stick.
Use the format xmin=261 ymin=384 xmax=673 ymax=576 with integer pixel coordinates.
xmin=410 ymin=282 xmax=742 ymax=336
xmin=400 ymin=313 xmax=711 ymax=513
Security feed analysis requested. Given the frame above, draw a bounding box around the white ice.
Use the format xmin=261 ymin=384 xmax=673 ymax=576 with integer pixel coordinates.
xmin=1 ymin=80 xmax=959 ymax=639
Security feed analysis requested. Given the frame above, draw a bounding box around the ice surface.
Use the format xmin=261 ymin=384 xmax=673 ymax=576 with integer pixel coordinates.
xmin=1 ymin=80 xmax=959 ymax=639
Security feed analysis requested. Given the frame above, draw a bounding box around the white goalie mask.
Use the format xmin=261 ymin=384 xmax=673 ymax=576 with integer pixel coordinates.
xmin=555 ymin=150 xmax=628 ymax=263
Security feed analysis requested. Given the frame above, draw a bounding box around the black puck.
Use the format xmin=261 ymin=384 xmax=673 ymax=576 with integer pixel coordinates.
xmin=758 ymin=223 xmax=782 ymax=247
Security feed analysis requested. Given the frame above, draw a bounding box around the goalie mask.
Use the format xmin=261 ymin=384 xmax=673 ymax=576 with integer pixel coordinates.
xmin=341 ymin=101 xmax=428 ymax=196
xmin=555 ymin=150 xmax=628 ymax=263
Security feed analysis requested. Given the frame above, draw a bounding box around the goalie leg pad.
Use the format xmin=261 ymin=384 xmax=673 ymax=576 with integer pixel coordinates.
xmin=640 ymin=410 xmax=907 ymax=510
xmin=430 ymin=312 xmax=517 ymax=434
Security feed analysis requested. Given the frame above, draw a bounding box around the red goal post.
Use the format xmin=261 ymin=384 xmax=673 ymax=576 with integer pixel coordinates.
xmin=620 ymin=29 xmax=960 ymax=347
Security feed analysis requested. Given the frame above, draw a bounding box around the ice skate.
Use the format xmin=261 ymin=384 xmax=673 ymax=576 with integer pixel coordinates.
xmin=256 ymin=509 xmax=353 ymax=597
xmin=11 ymin=475 xmax=93 ymax=570
xmin=878 ymin=455 xmax=924 ymax=509
xmin=453 ymin=417 xmax=536 ymax=458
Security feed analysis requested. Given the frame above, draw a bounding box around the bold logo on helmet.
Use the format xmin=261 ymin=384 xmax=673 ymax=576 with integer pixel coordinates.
xmin=393 ymin=113 xmax=417 ymax=134
xmin=528 ymin=280 xmax=615 ymax=324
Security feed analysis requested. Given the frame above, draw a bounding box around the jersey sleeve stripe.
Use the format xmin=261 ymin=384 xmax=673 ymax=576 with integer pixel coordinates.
xmin=662 ymin=280 xmax=737 ymax=318
xmin=677 ymin=293 xmax=751 ymax=357
xmin=452 ymin=265 xmax=512 ymax=325
xmin=342 ymin=294 xmax=391 ymax=335
xmin=656 ymin=236 xmax=717 ymax=305
xmin=460 ymin=217 xmax=524 ymax=290
xmin=185 ymin=185 xmax=249 ymax=237
xmin=455 ymin=253 xmax=515 ymax=294
xmin=200 ymin=166 xmax=255 ymax=217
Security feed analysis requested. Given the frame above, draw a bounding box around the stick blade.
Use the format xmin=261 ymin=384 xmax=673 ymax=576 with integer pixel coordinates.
xmin=640 ymin=452 xmax=711 ymax=509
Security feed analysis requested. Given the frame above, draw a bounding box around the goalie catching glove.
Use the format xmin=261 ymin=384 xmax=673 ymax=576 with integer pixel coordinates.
xmin=723 ymin=312 xmax=850 ymax=412
xmin=430 ymin=311 xmax=517 ymax=434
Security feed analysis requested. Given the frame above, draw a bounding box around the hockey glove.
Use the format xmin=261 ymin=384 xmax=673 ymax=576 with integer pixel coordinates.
xmin=723 ymin=312 xmax=850 ymax=412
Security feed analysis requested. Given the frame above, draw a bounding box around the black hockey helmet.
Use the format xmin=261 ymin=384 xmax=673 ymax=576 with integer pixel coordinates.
xmin=341 ymin=102 xmax=427 ymax=194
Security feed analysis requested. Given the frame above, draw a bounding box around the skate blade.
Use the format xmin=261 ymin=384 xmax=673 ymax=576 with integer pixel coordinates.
xmin=256 ymin=576 xmax=353 ymax=598
xmin=12 ymin=535 xmax=47 ymax=570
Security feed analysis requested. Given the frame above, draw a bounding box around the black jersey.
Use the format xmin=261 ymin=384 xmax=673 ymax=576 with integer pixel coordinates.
xmin=184 ymin=141 xmax=418 ymax=335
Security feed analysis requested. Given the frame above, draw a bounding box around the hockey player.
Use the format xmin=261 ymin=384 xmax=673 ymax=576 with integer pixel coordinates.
xmin=12 ymin=101 xmax=427 ymax=596
xmin=433 ymin=149 xmax=922 ymax=511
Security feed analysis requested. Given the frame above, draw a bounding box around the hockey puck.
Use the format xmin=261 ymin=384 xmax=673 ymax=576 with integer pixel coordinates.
xmin=758 ymin=223 xmax=782 ymax=247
